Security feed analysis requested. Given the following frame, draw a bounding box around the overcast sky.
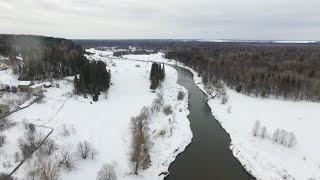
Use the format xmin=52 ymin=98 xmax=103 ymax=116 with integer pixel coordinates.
xmin=0 ymin=0 xmax=319 ymax=40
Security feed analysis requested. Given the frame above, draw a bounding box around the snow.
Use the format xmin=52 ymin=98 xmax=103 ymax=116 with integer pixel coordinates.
xmin=30 ymin=84 xmax=42 ymax=89
xmin=1 ymin=49 xmax=191 ymax=180
xmin=0 ymin=69 xmax=20 ymax=87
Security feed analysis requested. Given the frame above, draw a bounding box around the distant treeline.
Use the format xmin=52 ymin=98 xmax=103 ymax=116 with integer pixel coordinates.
xmin=165 ymin=44 xmax=320 ymax=101
xmin=113 ymin=50 xmax=156 ymax=57
xmin=0 ymin=34 xmax=87 ymax=80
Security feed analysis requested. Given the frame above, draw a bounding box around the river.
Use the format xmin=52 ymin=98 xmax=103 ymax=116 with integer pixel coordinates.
xmin=166 ymin=66 xmax=254 ymax=180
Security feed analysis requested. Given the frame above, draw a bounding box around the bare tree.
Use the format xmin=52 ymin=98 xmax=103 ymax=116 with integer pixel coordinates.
xmin=288 ymin=132 xmax=297 ymax=147
xmin=39 ymin=138 xmax=57 ymax=156
xmin=163 ymin=105 xmax=173 ymax=115
xmin=260 ymin=126 xmax=268 ymax=139
xmin=77 ymin=140 xmax=91 ymax=159
xmin=130 ymin=107 xmax=151 ymax=175
xmin=272 ymin=128 xmax=280 ymax=142
xmin=177 ymin=90 xmax=185 ymax=100
xmin=96 ymin=163 xmax=117 ymax=180
xmin=58 ymin=146 xmax=77 ymax=172
xmin=252 ymin=120 xmax=261 ymax=137
xmin=0 ymin=135 xmax=5 ymax=147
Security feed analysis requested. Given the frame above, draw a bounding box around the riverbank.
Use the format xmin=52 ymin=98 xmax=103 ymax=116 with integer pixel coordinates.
xmin=123 ymin=52 xmax=320 ymax=180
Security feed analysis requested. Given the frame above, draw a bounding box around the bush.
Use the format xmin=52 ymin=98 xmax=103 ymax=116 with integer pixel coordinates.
xmin=77 ymin=141 xmax=91 ymax=159
xmin=163 ymin=105 xmax=173 ymax=116
xmin=150 ymin=94 xmax=163 ymax=114
xmin=28 ymin=158 xmax=60 ymax=180
xmin=60 ymin=124 xmax=71 ymax=138
xmin=39 ymin=138 xmax=57 ymax=156
xmin=0 ymin=135 xmax=5 ymax=147
xmin=58 ymin=146 xmax=77 ymax=172
xmin=177 ymin=90 xmax=185 ymax=100
xmin=0 ymin=118 xmax=10 ymax=131
xmin=97 ymin=163 xmax=117 ymax=180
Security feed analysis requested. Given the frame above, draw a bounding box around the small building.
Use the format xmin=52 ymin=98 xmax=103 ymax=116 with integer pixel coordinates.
xmin=0 ymin=63 xmax=9 ymax=71
xmin=18 ymin=81 xmax=32 ymax=91
xmin=30 ymin=84 xmax=43 ymax=95
xmin=0 ymin=103 xmax=10 ymax=116
xmin=43 ymin=82 xmax=52 ymax=88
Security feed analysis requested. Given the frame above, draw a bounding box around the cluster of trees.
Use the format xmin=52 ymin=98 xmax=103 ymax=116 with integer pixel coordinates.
xmin=252 ymin=120 xmax=297 ymax=147
xmin=149 ymin=63 xmax=165 ymax=90
xmin=74 ymin=61 xmax=111 ymax=101
xmin=0 ymin=34 xmax=87 ymax=80
xmin=165 ymin=43 xmax=320 ymax=102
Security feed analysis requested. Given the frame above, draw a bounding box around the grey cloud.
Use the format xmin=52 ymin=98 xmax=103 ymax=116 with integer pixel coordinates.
xmin=0 ymin=0 xmax=319 ymax=40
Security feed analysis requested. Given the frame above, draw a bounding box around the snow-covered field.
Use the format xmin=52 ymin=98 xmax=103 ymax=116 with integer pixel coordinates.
xmin=123 ymin=52 xmax=320 ymax=180
xmin=1 ymin=50 xmax=191 ymax=180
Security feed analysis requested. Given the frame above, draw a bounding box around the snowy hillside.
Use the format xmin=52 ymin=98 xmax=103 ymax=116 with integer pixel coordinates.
xmin=1 ymin=50 xmax=192 ymax=179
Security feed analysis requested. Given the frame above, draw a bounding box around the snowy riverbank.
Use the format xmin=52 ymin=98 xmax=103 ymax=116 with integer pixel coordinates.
xmin=123 ymin=52 xmax=320 ymax=180
xmin=1 ymin=50 xmax=192 ymax=180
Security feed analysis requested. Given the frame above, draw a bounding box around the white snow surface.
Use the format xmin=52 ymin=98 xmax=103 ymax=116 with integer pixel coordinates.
xmin=124 ymin=52 xmax=320 ymax=180
xmin=2 ymin=50 xmax=191 ymax=180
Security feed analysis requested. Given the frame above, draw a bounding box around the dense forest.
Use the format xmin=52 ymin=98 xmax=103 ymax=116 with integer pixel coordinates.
xmin=165 ymin=44 xmax=320 ymax=101
xmin=74 ymin=61 xmax=111 ymax=101
xmin=0 ymin=34 xmax=87 ymax=80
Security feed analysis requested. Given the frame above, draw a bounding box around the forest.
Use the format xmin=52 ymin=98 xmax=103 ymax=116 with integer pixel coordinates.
xmin=0 ymin=34 xmax=111 ymax=97
xmin=165 ymin=43 xmax=320 ymax=101
xmin=74 ymin=61 xmax=111 ymax=101
xmin=0 ymin=34 xmax=87 ymax=80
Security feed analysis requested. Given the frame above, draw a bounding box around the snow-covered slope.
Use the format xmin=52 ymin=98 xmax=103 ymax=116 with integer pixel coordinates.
xmin=2 ymin=50 xmax=191 ymax=179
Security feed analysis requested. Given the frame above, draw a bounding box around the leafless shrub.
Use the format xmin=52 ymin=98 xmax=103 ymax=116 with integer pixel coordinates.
xmin=96 ymin=163 xmax=117 ymax=180
xmin=150 ymin=94 xmax=163 ymax=114
xmin=77 ymin=141 xmax=91 ymax=159
xmin=252 ymin=120 xmax=261 ymax=137
xmin=90 ymin=147 xmax=98 ymax=160
xmin=18 ymin=126 xmax=42 ymax=159
xmin=0 ymin=118 xmax=10 ymax=131
xmin=158 ymin=129 xmax=166 ymax=137
xmin=14 ymin=152 xmax=20 ymax=163
xmin=130 ymin=107 xmax=151 ymax=175
xmin=177 ymin=90 xmax=185 ymax=100
xmin=39 ymin=138 xmax=57 ymax=156
xmin=0 ymin=135 xmax=5 ymax=147
xmin=260 ymin=126 xmax=268 ymax=139
xmin=58 ymin=146 xmax=77 ymax=172
xmin=36 ymin=157 xmax=60 ymax=180
xmin=220 ymin=87 xmax=228 ymax=104
xmin=163 ymin=105 xmax=173 ymax=115
xmin=227 ymin=106 xmax=232 ymax=114
xmin=60 ymin=124 xmax=71 ymax=138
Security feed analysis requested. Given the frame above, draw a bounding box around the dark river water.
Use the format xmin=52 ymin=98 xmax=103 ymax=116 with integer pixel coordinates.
xmin=165 ymin=66 xmax=254 ymax=180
